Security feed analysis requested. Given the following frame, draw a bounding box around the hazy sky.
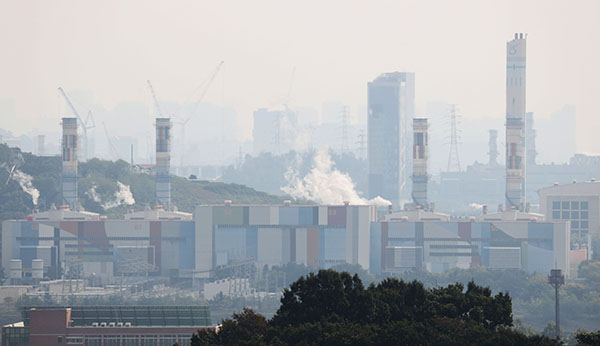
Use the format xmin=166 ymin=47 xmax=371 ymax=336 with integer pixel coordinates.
xmin=1 ymin=0 xmax=599 ymax=152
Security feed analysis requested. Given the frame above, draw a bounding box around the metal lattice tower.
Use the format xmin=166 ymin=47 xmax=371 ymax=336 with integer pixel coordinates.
xmin=340 ymin=105 xmax=349 ymax=153
xmin=356 ymin=129 xmax=366 ymax=159
xmin=447 ymin=105 xmax=461 ymax=172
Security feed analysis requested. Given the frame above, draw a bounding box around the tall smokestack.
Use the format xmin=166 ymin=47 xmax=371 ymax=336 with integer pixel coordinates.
xmin=155 ymin=118 xmax=172 ymax=207
xmin=488 ymin=129 xmax=498 ymax=166
xmin=506 ymin=33 xmax=527 ymax=210
xmin=61 ymin=118 xmax=78 ymax=208
xmin=411 ymin=118 xmax=428 ymax=209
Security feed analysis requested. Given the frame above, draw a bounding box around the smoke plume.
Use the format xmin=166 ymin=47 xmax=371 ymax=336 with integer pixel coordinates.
xmin=102 ymin=181 xmax=135 ymax=209
xmin=282 ymin=150 xmax=391 ymax=206
xmin=12 ymin=170 xmax=40 ymax=205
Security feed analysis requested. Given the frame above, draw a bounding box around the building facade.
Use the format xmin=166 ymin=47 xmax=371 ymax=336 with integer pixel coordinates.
xmin=368 ymin=72 xmax=415 ymax=208
xmin=2 ymin=306 xmax=211 ymax=346
xmin=370 ymin=219 xmax=569 ymax=276
xmin=195 ymin=204 xmax=376 ymax=276
xmin=538 ymin=181 xmax=600 ymax=245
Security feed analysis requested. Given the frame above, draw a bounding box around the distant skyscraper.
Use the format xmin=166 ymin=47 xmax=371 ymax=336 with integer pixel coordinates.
xmin=506 ymin=33 xmax=527 ymax=209
xmin=368 ymin=72 xmax=415 ymax=208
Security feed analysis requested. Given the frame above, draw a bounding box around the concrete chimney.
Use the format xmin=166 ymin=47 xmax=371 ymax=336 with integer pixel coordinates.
xmin=411 ymin=118 xmax=428 ymax=209
xmin=505 ymin=33 xmax=527 ymax=210
xmin=155 ymin=118 xmax=172 ymax=207
xmin=61 ymin=118 xmax=78 ymax=208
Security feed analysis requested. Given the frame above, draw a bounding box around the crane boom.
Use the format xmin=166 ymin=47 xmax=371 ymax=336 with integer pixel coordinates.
xmin=185 ymin=61 xmax=224 ymax=124
xmin=147 ymin=80 xmax=164 ymax=117
xmin=58 ymin=87 xmax=82 ymax=121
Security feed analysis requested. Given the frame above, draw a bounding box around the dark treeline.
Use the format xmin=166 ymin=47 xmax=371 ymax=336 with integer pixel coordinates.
xmin=192 ymin=269 xmax=566 ymax=346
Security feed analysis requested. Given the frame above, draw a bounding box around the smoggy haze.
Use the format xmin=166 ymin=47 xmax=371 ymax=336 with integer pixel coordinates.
xmin=1 ymin=0 xmax=599 ymax=153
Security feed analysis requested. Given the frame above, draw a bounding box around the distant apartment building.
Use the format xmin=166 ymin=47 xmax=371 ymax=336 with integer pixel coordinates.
xmin=2 ymin=306 xmax=211 ymax=346
xmin=368 ymin=72 xmax=415 ymax=209
xmin=538 ymin=181 xmax=600 ymax=244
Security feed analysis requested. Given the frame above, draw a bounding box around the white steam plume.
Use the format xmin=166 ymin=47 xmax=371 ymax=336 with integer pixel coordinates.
xmin=85 ymin=184 xmax=101 ymax=203
xmin=12 ymin=170 xmax=40 ymax=205
xmin=102 ymin=181 xmax=135 ymax=209
xmin=282 ymin=150 xmax=391 ymax=206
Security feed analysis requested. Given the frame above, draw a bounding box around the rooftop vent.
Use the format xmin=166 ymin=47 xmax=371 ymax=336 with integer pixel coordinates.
xmin=224 ymin=200 xmax=232 ymax=206
xmin=343 ymin=201 xmax=349 ymax=206
xmin=554 ymin=182 xmax=559 ymax=187
xmin=283 ymin=200 xmax=291 ymax=206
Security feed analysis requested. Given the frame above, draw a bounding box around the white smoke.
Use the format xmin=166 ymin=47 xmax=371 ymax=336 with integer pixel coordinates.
xmin=469 ymin=203 xmax=484 ymax=210
xmin=85 ymin=184 xmax=101 ymax=203
xmin=102 ymin=181 xmax=135 ymax=209
xmin=282 ymin=150 xmax=391 ymax=206
xmin=12 ymin=170 xmax=40 ymax=205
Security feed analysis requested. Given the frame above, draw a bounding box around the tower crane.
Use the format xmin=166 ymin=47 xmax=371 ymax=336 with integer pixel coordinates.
xmin=102 ymin=122 xmax=122 ymax=161
xmin=146 ymin=80 xmax=165 ymax=118
xmin=177 ymin=61 xmax=224 ymax=165
xmin=58 ymin=87 xmax=96 ymax=161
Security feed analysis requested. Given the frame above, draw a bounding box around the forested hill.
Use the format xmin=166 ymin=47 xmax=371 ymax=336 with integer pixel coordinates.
xmin=0 ymin=144 xmax=284 ymax=220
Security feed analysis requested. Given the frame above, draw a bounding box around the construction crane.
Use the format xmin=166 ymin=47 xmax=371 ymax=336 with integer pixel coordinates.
xmin=177 ymin=61 xmax=224 ymax=165
xmin=102 ymin=122 xmax=122 ymax=161
xmin=146 ymin=80 xmax=165 ymax=118
xmin=58 ymin=87 xmax=96 ymax=161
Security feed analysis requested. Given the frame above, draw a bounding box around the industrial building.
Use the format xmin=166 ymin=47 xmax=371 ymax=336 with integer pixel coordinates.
xmin=370 ymin=215 xmax=569 ymax=276
xmin=538 ymin=180 xmax=600 ymax=244
xmin=368 ymin=72 xmax=415 ymax=208
xmin=2 ymin=306 xmax=211 ymax=346
xmin=1 ymin=208 xmax=195 ymax=285
xmin=194 ymin=203 xmax=376 ymax=276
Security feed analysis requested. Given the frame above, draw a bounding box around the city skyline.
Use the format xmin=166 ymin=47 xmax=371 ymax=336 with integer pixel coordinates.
xmin=0 ymin=0 xmax=599 ymax=155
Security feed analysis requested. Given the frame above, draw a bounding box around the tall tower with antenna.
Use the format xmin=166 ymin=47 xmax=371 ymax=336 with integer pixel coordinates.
xmin=488 ymin=129 xmax=498 ymax=166
xmin=340 ymin=105 xmax=349 ymax=153
xmin=447 ymin=105 xmax=461 ymax=172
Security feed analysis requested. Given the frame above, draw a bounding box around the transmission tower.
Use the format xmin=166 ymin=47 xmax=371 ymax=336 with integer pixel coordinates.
xmin=340 ymin=105 xmax=349 ymax=153
xmin=447 ymin=105 xmax=461 ymax=172
xmin=356 ymin=129 xmax=366 ymax=160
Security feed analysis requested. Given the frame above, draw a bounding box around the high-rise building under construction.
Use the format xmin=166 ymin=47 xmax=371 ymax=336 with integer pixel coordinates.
xmin=367 ymin=72 xmax=415 ymax=209
xmin=506 ymin=33 xmax=527 ymax=210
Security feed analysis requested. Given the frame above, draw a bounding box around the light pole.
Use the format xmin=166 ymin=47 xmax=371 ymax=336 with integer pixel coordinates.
xmin=548 ymin=269 xmax=564 ymax=341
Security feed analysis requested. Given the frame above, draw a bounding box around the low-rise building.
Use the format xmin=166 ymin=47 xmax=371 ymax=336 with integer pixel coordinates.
xmin=2 ymin=305 xmax=211 ymax=346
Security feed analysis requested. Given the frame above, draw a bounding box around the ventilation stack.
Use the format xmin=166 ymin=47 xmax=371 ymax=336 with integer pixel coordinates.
xmin=61 ymin=118 xmax=78 ymax=208
xmin=488 ymin=130 xmax=498 ymax=166
xmin=411 ymin=118 xmax=428 ymax=209
xmin=155 ymin=118 xmax=172 ymax=207
xmin=505 ymin=33 xmax=527 ymax=210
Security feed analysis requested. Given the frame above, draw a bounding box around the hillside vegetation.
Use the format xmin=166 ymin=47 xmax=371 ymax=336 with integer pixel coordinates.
xmin=0 ymin=144 xmax=284 ymax=220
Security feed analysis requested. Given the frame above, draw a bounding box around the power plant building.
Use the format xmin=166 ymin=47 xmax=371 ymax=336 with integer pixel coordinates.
xmin=370 ymin=217 xmax=569 ymax=276
xmin=195 ymin=203 xmax=376 ymax=276
xmin=368 ymin=72 xmax=415 ymax=208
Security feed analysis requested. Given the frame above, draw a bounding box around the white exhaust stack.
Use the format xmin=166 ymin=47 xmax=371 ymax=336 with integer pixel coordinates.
xmin=155 ymin=118 xmax=172 ymax=207
xmin=411 ymin=118 xmax=428 ymax=210
xmin=505 ymin=33 xmax=527 ymax=210
xmin=61 ymin=117 xmax=78 ymax=208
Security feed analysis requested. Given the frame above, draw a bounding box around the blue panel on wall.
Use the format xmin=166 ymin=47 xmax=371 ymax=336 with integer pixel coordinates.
xmin=20 ymin=246 xmax=37 ymax=267
xmin=370 ymin=223 xmax=382 ymax=275
xmin=279 ymin=207 xmax=300 ymax=225
xmin=298 ymin=207 xmax=314 ymax=226
xmin=528 ymin=223 xmax=554 ymax=251
xmin=20 ymin=222 xmax=39 ymax=246
xmin=179 ymin=222 xmax=195 ymax=269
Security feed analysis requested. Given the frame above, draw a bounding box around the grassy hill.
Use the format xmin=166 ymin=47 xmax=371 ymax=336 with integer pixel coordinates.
xmin=0 ymin=144 xmax=284 ymax=220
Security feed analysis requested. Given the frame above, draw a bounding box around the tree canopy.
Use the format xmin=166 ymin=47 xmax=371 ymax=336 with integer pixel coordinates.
xmin=192 ymin=269 xmax=559 ymax=346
